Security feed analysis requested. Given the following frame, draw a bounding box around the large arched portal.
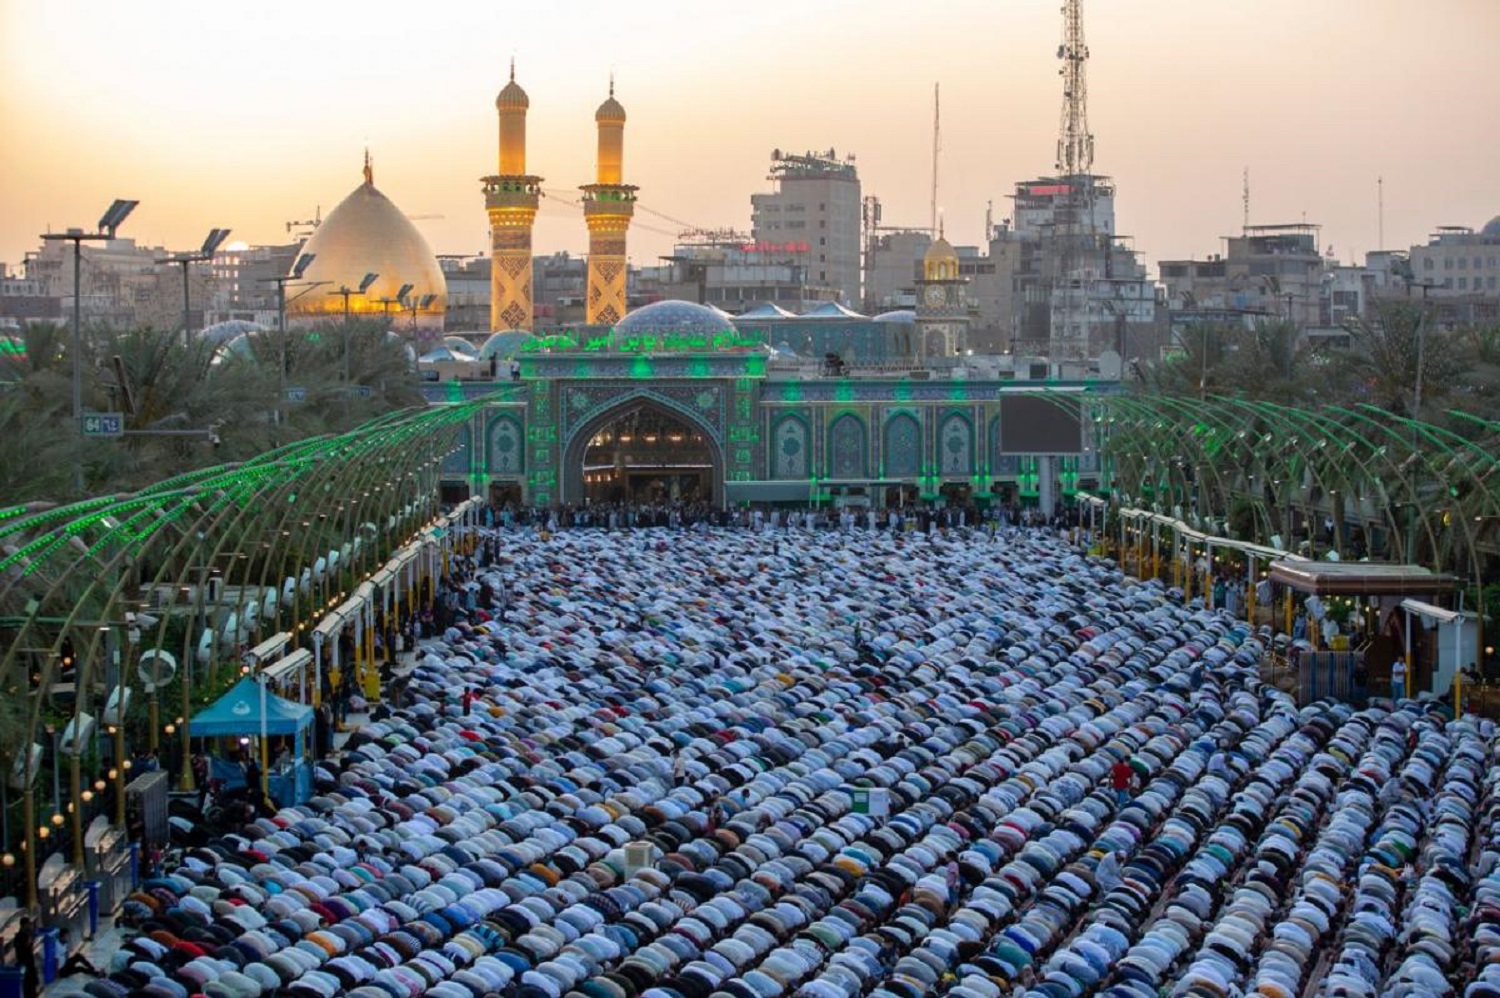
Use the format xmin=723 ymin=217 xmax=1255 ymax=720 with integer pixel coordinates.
xmin=562 ymin=399 xmax=724 ymax=507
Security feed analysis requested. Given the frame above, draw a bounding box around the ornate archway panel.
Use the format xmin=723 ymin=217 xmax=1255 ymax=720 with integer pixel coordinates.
xmin=826 ymin=414 xmax=869 ymax=480
xmin=771 ymin=414 xmax=811 ymax=480
xmin=884 ymin=412 xmax=922 ymax=480
xmin=939 ymin=412 xmax=975 ymax=479
xmin=558 ymin=390 xmax=728 ymax=506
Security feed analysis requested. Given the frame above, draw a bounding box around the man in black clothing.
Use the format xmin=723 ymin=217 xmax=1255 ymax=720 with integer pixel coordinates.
xmin=13 ymin=915 xmax=38 ymax=998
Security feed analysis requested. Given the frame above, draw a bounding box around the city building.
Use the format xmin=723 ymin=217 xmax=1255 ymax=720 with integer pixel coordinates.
xmin=864 ymin=229 xmax=931 ymax=314
xmin=752 ymin=150 xmax=862 ymax=307
xmin=438 ymin=255 xmax=492 ymax=332
xmin=287 ymin=154 xmax=447 ymax=337
xmin=1404 ymin=220 xmax=1500 ymax=329
xmin=994 ymin=175 xmax=1155 ymax=360
xmin=0 ymin=262 xmax=58 ymax=325
xmin=651 ymin=232 xmax=838 ymax=313
xmin=24 ymin=236 xmax=196 ymax=331
xmin=1158 ymin=223 xmax=1325 ymax=329
xmin=205 ymin=242 xmax=299 ymax=328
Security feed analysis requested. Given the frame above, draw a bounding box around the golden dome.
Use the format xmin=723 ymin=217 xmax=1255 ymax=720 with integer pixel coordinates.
xmin=923 ymin=234 xmax=959 ymax=281
xmin=287 ymin=158 xmax=447 ymax=333
xmin=497 ymin=60 xmax=529 ymax=110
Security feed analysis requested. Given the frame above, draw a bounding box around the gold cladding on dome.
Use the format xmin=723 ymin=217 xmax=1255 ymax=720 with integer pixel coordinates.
xmin=287 ymin=164 xmax=447 ymax=331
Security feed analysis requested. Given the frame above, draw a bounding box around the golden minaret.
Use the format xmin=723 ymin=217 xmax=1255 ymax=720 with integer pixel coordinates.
xmin=482 ymin=60 xmax=542 ymax=331
xmin=581 ymin=78 xmax=636 ymax=327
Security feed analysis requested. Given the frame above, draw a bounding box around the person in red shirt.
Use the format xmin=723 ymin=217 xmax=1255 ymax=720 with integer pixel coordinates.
xmin=461 ymin=688 xmax=475 ymax=717
xmin=1110 ymin=759 xmax=1136 ymax=806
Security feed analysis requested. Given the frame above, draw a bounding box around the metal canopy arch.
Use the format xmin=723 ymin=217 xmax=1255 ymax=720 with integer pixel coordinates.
xmin=1086 ymin=394 xmax=1498 ymax=633
xmin=0 ymin=397 xmax=495 ymax=903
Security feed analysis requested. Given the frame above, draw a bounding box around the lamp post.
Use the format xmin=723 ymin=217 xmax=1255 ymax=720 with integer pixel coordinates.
xmin=378 ymin=283 xmax=413 ymax=330
xmin=40 ymin=199 xmax=138 ymax=495
xmin=260 ymin=253 xmax=322 ymax=412
xmin=157 ymin=228 xmax=232 ymax=348
xmin=1404 ymin=279 xmax=1440 ymax=564
xmin=329 ymin=273 xmax=378 ymax=400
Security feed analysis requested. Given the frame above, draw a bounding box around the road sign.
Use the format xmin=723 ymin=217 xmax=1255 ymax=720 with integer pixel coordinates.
xmin=81 ymin=413 xmax=124 ymax=437
xmin=347 ymin=385 xmax=373 ymax=399
xmin=284 ymin=387 xmax=307 ymax=403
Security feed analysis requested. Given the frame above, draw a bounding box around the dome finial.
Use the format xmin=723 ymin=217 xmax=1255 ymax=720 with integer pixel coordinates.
xmin=609 ymin=70 xmax=615 ymax=98
xmin=510 ymin=56 xmax=515 ymax=82
xmin=363 ymin=147 xmax=373 ymax=187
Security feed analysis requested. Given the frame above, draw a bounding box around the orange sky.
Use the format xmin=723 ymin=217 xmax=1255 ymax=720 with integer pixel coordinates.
xmin=2 ymin=0 xmax=1497 ymax=273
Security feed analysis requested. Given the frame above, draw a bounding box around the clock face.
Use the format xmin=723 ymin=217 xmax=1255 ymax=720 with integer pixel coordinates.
xmin=924 ymin=285 xmax=944 ymax=306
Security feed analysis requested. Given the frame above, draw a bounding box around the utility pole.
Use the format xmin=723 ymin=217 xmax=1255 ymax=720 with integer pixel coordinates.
xmin=41 ymin=199 xmax=138 ymax=496
xmin=930 ymin=83 xmax=941 ymax=237
xmin=157 ymin=228 xmax=231 ymax=346
xmin=328 ymin=273 xmax=378 ymax=417
xmin=258 ymin=253 xmax=321 ymax=414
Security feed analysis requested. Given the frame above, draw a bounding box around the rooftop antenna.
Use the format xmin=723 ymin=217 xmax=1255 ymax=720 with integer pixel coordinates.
xmin=930 ymin=83 xmax=940 ymax=237
xmin=1377 ymin=175 xmax=1385 ymax=251
xmin=1242 ymin=167 xmax=1250 ymax=232
xmin=1055 ymin=0 xmax=1094 ymax=176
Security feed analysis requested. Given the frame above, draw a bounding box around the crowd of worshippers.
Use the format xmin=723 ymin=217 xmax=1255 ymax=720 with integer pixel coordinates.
xmin=45 ymin=527 xmax=1500 ymax=998
xmin=481 ymin=501 xmax=1086 ymax=536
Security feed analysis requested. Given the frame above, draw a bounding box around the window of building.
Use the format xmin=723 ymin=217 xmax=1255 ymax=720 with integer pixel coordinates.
xmin=819 ymin=237 xmax=826 ymax=246
xmin=1445 ymin=257 xmax=1454 ymax=270
xmin=1423 ymin=258 xmax=1434 ymax=271
xmin=1443 ymin=278 xmax=1453 ymax=288
xmin=1476 ymin=258 xmax=1484 ymax=270
xmin=1459 ymin=257 xmax=1467 ymax=269
xmin=1458 ymin=277 xmax=1468 ymax=290
xmin=1489 ymin=276 xmax=1497 ymax=290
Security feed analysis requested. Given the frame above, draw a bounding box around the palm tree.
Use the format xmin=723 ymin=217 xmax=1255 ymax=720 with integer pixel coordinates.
xmin=1335 ymin=301 xmax=1462 ymax=418
xmin=0 ymin=320 xmax=421 ymax=506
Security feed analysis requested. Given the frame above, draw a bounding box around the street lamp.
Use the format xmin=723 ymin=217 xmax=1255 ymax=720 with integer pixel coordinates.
xmin=260 ymin=253 xmax=324 ymax=408
xmin=157 ymin=227 xmax=232 ymax=347
xmin=1403 ymin=279 xmax=1440 ymax=563
xmin=378 ymin=283 xmax=414 ymax=327
xmin=40 ymin=198 xmax=138 ymax=494
xmin=403 ymin=293 xmax=438 ymax=342
xmin=329 ymin=272 xmax=378 ymax=390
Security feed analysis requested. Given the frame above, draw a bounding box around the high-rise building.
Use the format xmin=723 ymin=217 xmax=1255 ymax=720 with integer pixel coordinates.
xmin=752 ymin=150 xmax=861 ymax=307
xmin=483 ymin=63 xmax=542 ymax=332
xmin=581 ymin=81 xmax=636 ymax=327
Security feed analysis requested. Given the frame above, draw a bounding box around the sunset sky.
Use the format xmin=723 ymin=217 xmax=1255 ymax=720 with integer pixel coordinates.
xmin=2 ymin=0 xmax=1497 ymax=272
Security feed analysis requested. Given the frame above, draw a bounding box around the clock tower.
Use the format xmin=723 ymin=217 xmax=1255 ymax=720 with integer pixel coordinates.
xmin=914 ymin=227 xmax=969 ymax=360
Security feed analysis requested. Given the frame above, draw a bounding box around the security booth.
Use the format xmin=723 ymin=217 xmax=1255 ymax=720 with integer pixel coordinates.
xmin=1267 ymin=560 xmax=1459 ymax=702
xmin=191 ymin=676 xmax=314 ymax=807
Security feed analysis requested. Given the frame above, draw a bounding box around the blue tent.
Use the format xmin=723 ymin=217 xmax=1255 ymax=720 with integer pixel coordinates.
xmin=193 ymin=676 xmax=314 ymax=806
xmin=192 ymin=676 xmax=312 ymax=737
